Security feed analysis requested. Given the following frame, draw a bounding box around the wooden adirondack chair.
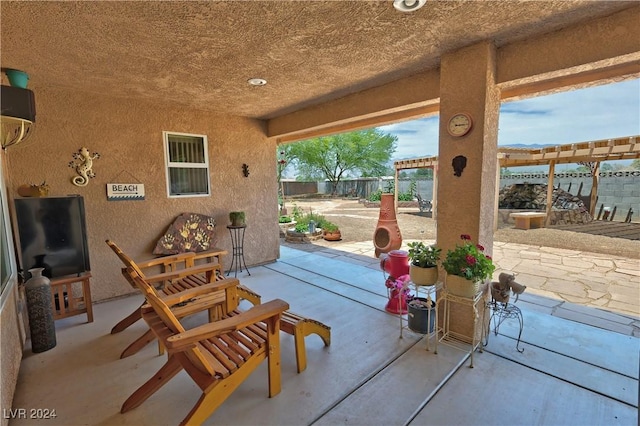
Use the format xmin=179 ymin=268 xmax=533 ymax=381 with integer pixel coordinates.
xmin=107 ymin=239 xmax=331 ymax=373
xmin=120 ymin=266 xmax=289 ymax=425
xmin=106 ymin=240 xmax=227 ymax=358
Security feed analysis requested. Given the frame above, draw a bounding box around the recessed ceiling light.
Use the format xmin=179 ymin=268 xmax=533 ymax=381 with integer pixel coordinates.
xmin=393 ymin=0 xmax=426 ymax=13
xmin=248 ymin=78 xmax=267 ymax=86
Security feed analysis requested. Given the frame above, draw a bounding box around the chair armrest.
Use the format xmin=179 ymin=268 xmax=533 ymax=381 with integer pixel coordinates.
xmin=166 ymin=299 xmax=289 ymax=350
xmin=191 ymin=248 xmax=228 ymax=262
xmin=144 ymin=263 xmax=222 ymax=284
xmin=134 ymin=252 xmax=197 ymax=269
xmin=160 ymin=278 xmax=239 ymax=306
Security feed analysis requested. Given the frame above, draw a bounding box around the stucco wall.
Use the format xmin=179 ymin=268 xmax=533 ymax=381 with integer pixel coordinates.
xmin=5 ymin=86 xmax=279 ymax=302
xmin=1 ymin=284 xmax=25 ymax=426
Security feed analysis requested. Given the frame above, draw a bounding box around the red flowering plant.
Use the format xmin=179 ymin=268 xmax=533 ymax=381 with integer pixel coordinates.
xmin=442 ymin=234 xmax=495 ymax=282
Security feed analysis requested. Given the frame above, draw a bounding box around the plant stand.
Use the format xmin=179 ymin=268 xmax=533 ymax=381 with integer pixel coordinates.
xmin=397 ymin=281 xmax=442 ymax=352
xmin=435 ymin=290 xmax=486 ymax=368
xmin=227 ymin=225 xmax=250 ymax=277
xmin=483 ymin=301 xmax=525 ymax=353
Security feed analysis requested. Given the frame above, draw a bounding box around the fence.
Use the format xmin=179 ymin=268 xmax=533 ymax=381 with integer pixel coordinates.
xmin=281 ymin=171 xmax=640 ymax=220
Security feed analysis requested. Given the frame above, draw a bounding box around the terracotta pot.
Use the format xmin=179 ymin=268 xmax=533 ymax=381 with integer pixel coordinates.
xmin=409 ymin=264 xmax=438 ymax=286
xmin=446 ymin=274 xmax=481 ymax=298
xmin=373 ymin=193 xmax=402 ymax=257
xmin=323 ymin=230 xmax=341 ymax=241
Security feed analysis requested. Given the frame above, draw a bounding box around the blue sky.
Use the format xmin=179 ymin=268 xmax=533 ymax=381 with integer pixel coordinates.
xmin=378 ymin=78 xmax=640 ymax=168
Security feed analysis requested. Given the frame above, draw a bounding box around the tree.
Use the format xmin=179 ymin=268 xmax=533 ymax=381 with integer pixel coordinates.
xmin=415 ymin=167 xmax=434 ymax=179
xmin=631 ymin=159 xmax=640 ymax=170
xmin=288 ymin=129 xmax=397 ymax=195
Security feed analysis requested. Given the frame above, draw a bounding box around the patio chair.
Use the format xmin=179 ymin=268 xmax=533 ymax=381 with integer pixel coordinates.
xmin=120 ymin=264 xmax=288 ymax=425
xmin=106 ymin=240 xmax=227 ymax=358
xmin=416 ymin=194 xmax=432 ymax=213
xmin=107 ymin=240 xmax=331 ymax=372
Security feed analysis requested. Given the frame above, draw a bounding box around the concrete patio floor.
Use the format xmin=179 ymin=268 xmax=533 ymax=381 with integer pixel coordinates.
xmin=9 ymin=244 xmax=639 ymax=426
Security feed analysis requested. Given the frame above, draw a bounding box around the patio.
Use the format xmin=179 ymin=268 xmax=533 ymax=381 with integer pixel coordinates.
xmin=10 ymin=244 xmax=638 ymax=425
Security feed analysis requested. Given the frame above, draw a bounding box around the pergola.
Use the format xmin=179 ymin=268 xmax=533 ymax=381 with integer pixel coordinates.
xmin=393 ymin=135 xmax=640 ymax=223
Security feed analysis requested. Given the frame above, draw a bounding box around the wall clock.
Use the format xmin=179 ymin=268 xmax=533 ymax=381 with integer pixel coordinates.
xmin=447 ymin=113 xmax=473 ymax=137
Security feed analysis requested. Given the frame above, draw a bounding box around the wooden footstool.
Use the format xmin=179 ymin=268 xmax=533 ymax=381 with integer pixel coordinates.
xmin=510 ymin=212 xmax=547 ymax=230
xmin=238 ymin=285 xmax=331 ymax=373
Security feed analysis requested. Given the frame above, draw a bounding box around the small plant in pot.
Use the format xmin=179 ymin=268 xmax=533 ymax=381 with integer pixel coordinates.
xmin=407 ymin=241 xmax=441 ymax=286
xmin=322 ymin=221 xmax=341 ymax=241
xmin=229 ymin=211 xmax=246 ymax=227
xmin=407 ymin=296 xmax=436 ymax=334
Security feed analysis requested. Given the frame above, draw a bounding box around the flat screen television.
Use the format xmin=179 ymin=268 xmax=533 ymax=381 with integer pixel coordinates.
xmin=14 ymin=195 xmax=91 ymax=279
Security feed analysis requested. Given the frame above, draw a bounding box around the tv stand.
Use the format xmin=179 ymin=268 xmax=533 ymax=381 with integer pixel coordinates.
xmin=50 ymin=272 xmax=93 ymax=323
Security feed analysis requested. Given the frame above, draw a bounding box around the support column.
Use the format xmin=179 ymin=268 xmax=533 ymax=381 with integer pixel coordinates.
xmin=437 ymin=41 xmax=501 ymax=340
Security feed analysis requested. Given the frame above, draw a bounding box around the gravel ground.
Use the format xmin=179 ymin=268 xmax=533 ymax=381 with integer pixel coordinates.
xmin=284 ymin=197 xmax=640 ymax=259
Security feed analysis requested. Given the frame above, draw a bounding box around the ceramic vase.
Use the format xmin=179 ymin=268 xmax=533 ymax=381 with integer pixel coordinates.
xmin=24 ymin=268 xmax=57 ymax=353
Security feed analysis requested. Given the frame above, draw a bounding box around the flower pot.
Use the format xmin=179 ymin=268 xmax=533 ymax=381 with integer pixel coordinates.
xmin=5 ymin=69 xmax=29 ymax=88
xmin=446 ymin=274 xmax=481 ymax=298
xmin=409 ymin=264 xmax=438 ymax=286
xmin=323 ymin=229 xmax=341 ymax=241
xmin=407 ymin=297 xmax=435 ymax=334
xmin=229 ymin=211 xmax=246 ymax=227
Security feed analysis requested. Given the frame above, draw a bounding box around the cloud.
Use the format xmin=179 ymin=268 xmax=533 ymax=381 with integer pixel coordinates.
xmin=379 ymin=78 xmax=640 ymax=161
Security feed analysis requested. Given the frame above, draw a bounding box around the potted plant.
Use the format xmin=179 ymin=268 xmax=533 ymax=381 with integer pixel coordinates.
xmin=442 ymin=234 xmax=495 ymax=298
xmin=407 ymin=241 xmax=441 ymax=286
xmin=229 ymin=211 xmax=246 ymax=227
xmin=407 ymin=296 xmax=436 ymax=334
xmin=322 ymin=222 xmax=341 ymax=241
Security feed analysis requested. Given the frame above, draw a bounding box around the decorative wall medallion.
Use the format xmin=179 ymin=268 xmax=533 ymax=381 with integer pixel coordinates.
xmin=452 ymin=155 xmax=467 ymax=177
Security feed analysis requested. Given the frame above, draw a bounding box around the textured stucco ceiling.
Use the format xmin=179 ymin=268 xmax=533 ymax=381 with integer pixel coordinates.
xmin=1 ymin=1 xmax=636 ymax=120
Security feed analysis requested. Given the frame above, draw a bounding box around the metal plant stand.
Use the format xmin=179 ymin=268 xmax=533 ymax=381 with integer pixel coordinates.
xmin=436 ymin=290 xmax=485 ymax=368
xmin=483 ymin=300 xmax=525 ymax=353
xmin=227 ymin=225 xmax=250 ymax=277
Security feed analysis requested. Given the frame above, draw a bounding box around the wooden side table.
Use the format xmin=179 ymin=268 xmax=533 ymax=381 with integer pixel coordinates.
xmin=50 ymin=272 xmax=93 ymax=322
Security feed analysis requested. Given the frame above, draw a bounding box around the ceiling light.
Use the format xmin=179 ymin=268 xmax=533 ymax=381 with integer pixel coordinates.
xmin=247 ymin=78 xmax=267 ymax=86
xmin=393 ymin=0 xmax=427 ymax=13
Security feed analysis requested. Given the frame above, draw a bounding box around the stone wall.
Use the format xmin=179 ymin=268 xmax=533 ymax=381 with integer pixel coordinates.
xmin=499 ymin=171 xmax=639 ymax=220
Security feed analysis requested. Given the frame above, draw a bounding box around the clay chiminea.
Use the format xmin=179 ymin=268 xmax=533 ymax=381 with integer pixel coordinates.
xmin=373 ymin=193 xmax=403 ymax=257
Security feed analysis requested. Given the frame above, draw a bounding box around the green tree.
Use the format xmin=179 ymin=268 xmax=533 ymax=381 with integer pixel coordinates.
xmin=415 ymin=168 xmax=434 ymax=179
xmin=288 ymin=129 xmax=397 ymax=195
xmin=630 ymin=159 xmax=640 ymax=169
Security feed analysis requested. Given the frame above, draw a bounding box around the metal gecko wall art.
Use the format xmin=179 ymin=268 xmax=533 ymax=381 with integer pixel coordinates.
xmin=68 ymin=147 xmax=100 ymax=187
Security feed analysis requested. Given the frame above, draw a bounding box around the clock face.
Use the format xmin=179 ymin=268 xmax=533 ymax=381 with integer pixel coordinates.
xmin=447 ymin=113 xmax=472 ymax=137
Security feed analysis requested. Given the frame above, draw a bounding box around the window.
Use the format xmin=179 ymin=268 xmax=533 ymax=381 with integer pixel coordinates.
xmin=0 ymin=156 xmax=17 ymax=307
xmin=163 ymin=131 xmax=210 ymax=197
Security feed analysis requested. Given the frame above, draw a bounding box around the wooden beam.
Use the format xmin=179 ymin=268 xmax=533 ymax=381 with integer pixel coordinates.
xmin=545 ymin=161 xmax=556 ymax=227
xmin=501 ymin=62 xmax=640 ymax=100
xmin=590 ymin=162 xmax=601 ymax=218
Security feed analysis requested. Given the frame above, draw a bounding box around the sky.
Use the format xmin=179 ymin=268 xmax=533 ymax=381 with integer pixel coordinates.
xmin=378 ymin=78 xmax=640 ymax=168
